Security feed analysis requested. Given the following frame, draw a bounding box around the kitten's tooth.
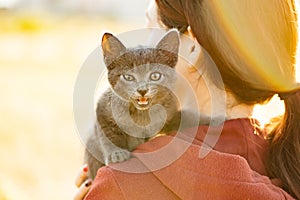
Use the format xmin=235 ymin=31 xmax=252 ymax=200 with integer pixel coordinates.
xmin=138 ymin=101 xmax=148 ymax=105
xmin=137 ymin=97 xmax=149 ymax=105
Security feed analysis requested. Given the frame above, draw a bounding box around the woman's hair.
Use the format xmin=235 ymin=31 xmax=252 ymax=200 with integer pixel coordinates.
xmin=156 ymin=0 xmax=300 ymax=198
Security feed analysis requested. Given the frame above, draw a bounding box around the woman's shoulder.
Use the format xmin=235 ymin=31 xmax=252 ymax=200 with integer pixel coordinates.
xmin=85 ymin=119 xmax=294 ymax=200
xmin=86 ymin=137 xmax=294 ymax=200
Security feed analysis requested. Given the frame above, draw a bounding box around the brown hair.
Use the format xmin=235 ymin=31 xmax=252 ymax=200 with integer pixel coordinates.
xmin=156 ymin=0 xmax=300 ymax=198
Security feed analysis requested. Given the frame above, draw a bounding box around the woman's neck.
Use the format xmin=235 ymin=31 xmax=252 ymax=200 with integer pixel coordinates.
xmin=225 ymin=92 xmax=254 ymax=119
xmin=187 ymin=43 xmax=254 ymax=120
xmin=200 ymin=75 xmax=254 ymax=120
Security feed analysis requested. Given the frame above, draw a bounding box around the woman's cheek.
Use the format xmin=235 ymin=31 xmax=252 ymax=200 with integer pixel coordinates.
xmin=145 ymin=0 xmax=165 ymax=28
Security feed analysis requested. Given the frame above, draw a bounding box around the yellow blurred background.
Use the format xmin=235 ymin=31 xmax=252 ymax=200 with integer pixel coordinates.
xmin=0 ymin=1 xmax=146 ymax=199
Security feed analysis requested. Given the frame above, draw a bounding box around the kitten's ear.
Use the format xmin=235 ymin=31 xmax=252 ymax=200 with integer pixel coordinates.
xmin=156 ymin=29 xmax=180 ymax=55
xmin=101 ymin=33 xmax=126 ymax=66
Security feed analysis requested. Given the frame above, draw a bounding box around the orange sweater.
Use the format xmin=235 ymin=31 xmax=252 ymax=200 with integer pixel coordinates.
xmin=85 ymin=118 xmax=294 ymax=200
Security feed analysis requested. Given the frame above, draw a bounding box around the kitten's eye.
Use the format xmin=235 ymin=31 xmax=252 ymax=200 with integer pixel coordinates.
xmin=122 ymin=74 xmax=135 ymax=81
xmin=150 ymin=72 xmax=161 ymax=81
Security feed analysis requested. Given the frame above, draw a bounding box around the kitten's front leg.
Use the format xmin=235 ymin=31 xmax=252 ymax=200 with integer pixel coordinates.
xmin=110 ymin=149 xmax=130 ymax=163
xmin=109 ymin=136 xmax=146 ymax=163
xmin=97 ymin=127 xmax=131 ymax=165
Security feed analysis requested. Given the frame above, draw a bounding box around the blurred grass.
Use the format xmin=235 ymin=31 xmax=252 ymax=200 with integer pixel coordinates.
xmin=0 ymin=10 xmax=143 ymax=200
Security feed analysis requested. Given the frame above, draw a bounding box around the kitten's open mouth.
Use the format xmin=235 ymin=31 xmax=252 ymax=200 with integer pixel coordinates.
xmin=133 ymin=97 xmax=152 ymax=110
xmin=137 ymin=97 xmax=149 ymax=105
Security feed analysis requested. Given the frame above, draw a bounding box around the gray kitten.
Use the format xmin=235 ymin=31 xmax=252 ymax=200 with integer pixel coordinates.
xmin=84 ymin=30 xmax=182 ymax=179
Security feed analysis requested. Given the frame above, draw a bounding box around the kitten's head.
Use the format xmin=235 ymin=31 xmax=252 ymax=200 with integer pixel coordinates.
xmin=101 ymin=30 xmax=180 ymax=110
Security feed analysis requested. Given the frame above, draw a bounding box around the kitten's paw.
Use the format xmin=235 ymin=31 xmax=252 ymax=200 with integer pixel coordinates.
xmin=110 ymin=150 xmax=130 ymax=163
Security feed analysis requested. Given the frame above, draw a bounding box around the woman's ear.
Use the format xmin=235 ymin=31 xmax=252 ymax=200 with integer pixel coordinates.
xmin=187 ymin=26 xmax=195 ymax=39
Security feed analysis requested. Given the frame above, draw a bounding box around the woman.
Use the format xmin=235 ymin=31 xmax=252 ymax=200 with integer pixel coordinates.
xmin=75 ymin=0 xmax=300 ymax=199
xmin=154 ymin=0 xmax=300 ymax=198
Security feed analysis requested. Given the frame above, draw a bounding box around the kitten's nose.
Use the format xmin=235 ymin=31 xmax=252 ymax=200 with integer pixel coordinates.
xmin=137 ymin=89 xmax=148 ymax=96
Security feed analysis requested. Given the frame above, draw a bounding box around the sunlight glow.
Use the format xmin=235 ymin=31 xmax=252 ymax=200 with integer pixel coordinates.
xmin=296 ymin=0 xmax=300 ymax=83
xmin=207 ymin=0 xmax=298 ymax=126
xmin=209 ymin=0 xmax=297 ymax=91
xmin=253 ymin=95 xmax=285 ymax=127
